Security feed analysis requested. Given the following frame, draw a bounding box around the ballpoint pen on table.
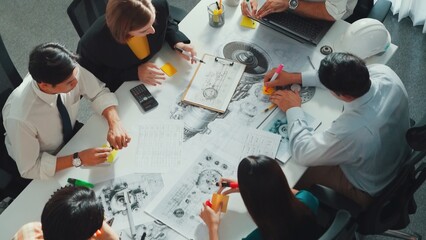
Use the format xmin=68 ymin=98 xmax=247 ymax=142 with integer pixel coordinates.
xmin=307 ymin=56 xmax=316 ymax=70
xmin=175 ymin=47 xmax=205 ymax=63
xmin=263 ymin=103 xmax=276 ymax=113
xmin=121 ymin=191 xmax=136 ymax=240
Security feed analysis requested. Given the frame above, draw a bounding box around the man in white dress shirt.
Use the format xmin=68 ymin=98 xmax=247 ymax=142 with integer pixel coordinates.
xmin=242 ymin=0 xmax=358 ymax=21
xmin=2 ymin=43 xmax=131 ymax=182
xmin=264 ymin=52 xmax=410 ymax=208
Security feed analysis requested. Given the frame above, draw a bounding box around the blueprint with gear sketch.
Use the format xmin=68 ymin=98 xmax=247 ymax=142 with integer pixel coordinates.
xmin=145 ymin=149 xmax=236 ymax=240
xmin=93 ymin=174 xmax=167 ymax=233
xmin=170 ymin=40 xmax=316 ymax=144
xmin=259 ymin=109 xmax=321 ymax=163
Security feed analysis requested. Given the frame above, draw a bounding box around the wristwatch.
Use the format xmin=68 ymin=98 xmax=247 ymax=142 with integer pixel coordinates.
xmin=72 ymin=152 xmax=82 ymax=168
xmin=289 ymin=0 xmax=299 ymax=10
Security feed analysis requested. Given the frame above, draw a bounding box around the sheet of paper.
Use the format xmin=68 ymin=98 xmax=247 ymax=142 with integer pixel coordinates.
xmin=145 ymin=149 xmax=237 ymax=240
xmin=136 ymin=120 xmax=184 ymax=173
xmin=93 ymin=173 xmax=186 ymax=240
xmin=239 ymin=128 xmax=281 ymax=160
xmin=260 ymin=109 xmax=321 ymax=163
xmin=182 ymin=54 xmax=246 ymax=113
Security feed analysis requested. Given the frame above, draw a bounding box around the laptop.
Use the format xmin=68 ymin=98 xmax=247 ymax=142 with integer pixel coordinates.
xmin=251 ymin=11 xmax=334 ymax=46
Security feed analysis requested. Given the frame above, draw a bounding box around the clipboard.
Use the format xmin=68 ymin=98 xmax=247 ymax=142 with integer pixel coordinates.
xmin=182 ymin=54 xmax=246 ymax=113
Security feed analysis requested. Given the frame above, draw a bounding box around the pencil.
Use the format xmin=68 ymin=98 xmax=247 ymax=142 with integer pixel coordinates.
xmin=263 ymin=104 xmax=276 ymax=113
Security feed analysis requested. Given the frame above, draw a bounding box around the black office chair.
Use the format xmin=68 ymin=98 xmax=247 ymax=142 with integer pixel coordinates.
xmin=0 ymin=34 xmax=24 ymax=199
xmin=67 ymin=0 xmax=188 ymax=38
xmin=318 ymin=209 xmax=357 ymax=240
xmin=67 ymin=0 xmax=108 ymax=37
xmin=345 ymin=0 xmax=392 ymax=23
xmin=0 ymin=35 xmax=22 ymax=89
xmin=310 ymin=123 xmax=426 ymax=240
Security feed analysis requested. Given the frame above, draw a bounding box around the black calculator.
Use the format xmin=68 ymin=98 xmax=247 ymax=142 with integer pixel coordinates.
xmin=130 ymin=84 xmax=158 ymax=111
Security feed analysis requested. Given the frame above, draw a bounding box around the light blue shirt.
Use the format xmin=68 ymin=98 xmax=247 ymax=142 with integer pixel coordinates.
xmin=287 ymin=64 xmax=410 ymax=196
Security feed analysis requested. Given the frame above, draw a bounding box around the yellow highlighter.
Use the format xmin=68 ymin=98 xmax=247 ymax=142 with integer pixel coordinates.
xmin=206 ymin=193 xmax=229 ymax=213
xmin=102 ymin=144 xmax=118 ymax=164
xmin=212 ymin=9 xmax=222 ymax=23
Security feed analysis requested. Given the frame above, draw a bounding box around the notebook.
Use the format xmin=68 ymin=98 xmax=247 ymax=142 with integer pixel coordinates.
xmin=251 ymin=11 xmax=334 ymax=45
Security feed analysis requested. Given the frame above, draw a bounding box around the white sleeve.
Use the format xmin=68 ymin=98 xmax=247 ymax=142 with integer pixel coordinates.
xmin=4 ymin=118 xmax=56 ymax=179
xmin=286 ymin=107 xmax=362 ymax=166
xmin=301 ymin=70 xmax=326 ymax=89
xmin=325 ymin=0 xmax=350 ymax=20
xmin=77 ymin=65 xmax=118 ymax=115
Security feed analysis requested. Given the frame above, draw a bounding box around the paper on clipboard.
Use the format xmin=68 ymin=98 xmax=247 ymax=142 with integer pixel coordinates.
xmin=182 ymin=54 xmax=246 ymax=113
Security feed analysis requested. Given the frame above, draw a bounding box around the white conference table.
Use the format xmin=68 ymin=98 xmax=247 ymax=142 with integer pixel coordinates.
xmin=0 ymin=1 xmax=397 ymax=239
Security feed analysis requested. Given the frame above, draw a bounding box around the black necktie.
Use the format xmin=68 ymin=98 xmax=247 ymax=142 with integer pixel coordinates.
xmin=57 ymin=95 xmax=73 ymax=143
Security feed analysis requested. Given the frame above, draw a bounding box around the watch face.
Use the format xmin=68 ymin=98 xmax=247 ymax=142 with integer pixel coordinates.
xmin=72 ymin=157 xmax=82 ymax=167
xmin=289 ymin=0 xmax=298 ymax=9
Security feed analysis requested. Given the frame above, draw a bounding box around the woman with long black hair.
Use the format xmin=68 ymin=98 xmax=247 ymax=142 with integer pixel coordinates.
xmin=200 ymin=155 xmax=320 ymax=240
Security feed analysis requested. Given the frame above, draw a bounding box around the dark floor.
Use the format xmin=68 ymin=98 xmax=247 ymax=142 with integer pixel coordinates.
xmin=0 ymin=1 xmax=425 ymax=238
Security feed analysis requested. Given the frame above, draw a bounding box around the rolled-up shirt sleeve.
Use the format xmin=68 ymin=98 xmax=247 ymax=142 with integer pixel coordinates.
xmin=325 ymin=0 xmax=350 ymax=20
xmin=301 ymin=70 xmax=326 ymax=89
xmin=77 ymin=65 xmax=118 ymax=115
xmin=4 ymin=118 xmax=56 ymax=179
xmin=286 ymin=107 xmax=363 ymax=167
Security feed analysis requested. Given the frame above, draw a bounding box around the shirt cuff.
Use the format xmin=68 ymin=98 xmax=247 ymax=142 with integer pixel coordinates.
xmin=40 ymin=152 xmax=57 ymax=179
xmin=91 ymin=93 xmax=118 ymax=115
xmin=286 ymin=107 xmax=305 ymax=126
xmin=302 ymin=70 xmax=327 ymax=89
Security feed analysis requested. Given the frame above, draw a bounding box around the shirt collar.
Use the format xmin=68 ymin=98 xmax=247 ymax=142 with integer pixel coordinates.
xmin=343 ymin=81 xmax=375 ymax=110
xmin=31 ymin=79 xmax=57 ymax=107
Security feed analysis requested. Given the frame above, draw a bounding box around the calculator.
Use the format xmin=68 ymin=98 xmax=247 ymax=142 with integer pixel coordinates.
xmin=130 ymin=84 xmax=158 ymax=111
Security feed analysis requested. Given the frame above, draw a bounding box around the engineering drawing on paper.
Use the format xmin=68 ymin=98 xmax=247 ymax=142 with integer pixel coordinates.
xmin=146 ymin=149 xmax=236 ymax=239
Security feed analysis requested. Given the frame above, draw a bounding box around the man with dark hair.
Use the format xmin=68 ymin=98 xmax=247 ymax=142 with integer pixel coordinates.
xmin=264 ymin=52 xmax=410 ymax=208
xmin=13 ymin=186 xmax=119 ymax=240
xmin=2 ymin=43 xmax=131 ymax=181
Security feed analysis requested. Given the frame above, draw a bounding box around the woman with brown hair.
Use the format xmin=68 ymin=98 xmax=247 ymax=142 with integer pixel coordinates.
xmin=200 ymin=155 xmax=321 ymax=240
xmin=77 ymin=0 xmax=196 ymax=91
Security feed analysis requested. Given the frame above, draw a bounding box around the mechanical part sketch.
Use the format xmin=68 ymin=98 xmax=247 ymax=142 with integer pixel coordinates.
xmin=118 ymin=220 xmax=185 ymax=240
xmin=170 ymin=40 xmax=316 ymax=141
xmin=182 ymin=54 xmax=246 ymax=113
xmin=94 ymin=173 xmax=164 ymax=231
xmin=145 ymin=149 xmax=236 ymax=239
xmin=259 ymin=109 xmax=321 ymax=163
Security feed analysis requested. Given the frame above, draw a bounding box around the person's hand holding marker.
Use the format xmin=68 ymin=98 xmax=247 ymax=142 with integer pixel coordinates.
xmin=256 ymin=0 xmax=289 ymax=19
xmin=241 ymin=0 xmax=258 ymax=17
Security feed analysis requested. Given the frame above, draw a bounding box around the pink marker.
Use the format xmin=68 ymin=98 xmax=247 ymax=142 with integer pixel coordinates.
xmin=269 ymin=64 xmax=284 ymax=83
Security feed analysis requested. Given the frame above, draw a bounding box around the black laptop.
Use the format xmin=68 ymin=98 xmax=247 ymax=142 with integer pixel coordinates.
xmin=252 ymin=11 xmax=334 ymax=46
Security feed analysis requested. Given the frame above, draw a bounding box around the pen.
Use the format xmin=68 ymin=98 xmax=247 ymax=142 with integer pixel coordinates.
xmin=263 ymin=103 xmax=276 ymax=113
xmin=307 ymin=56 xmax=316 ymax=70
xmin=215 ymin=181 xmax=239 ymax=188
xmin=269 ymin=64 xmax=284 ymax=83
xmin=215 ymin=1 xmax=220 ymax=9
xmin=122 ymin=191 xmax=136 ymax=240
xmin=246 ymin=0 xmax=252 ymax=15
xmin=174 ymin=47 xmax=205 ymax=64
xmin=67 ymin=178 xmax=94 ymax=188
